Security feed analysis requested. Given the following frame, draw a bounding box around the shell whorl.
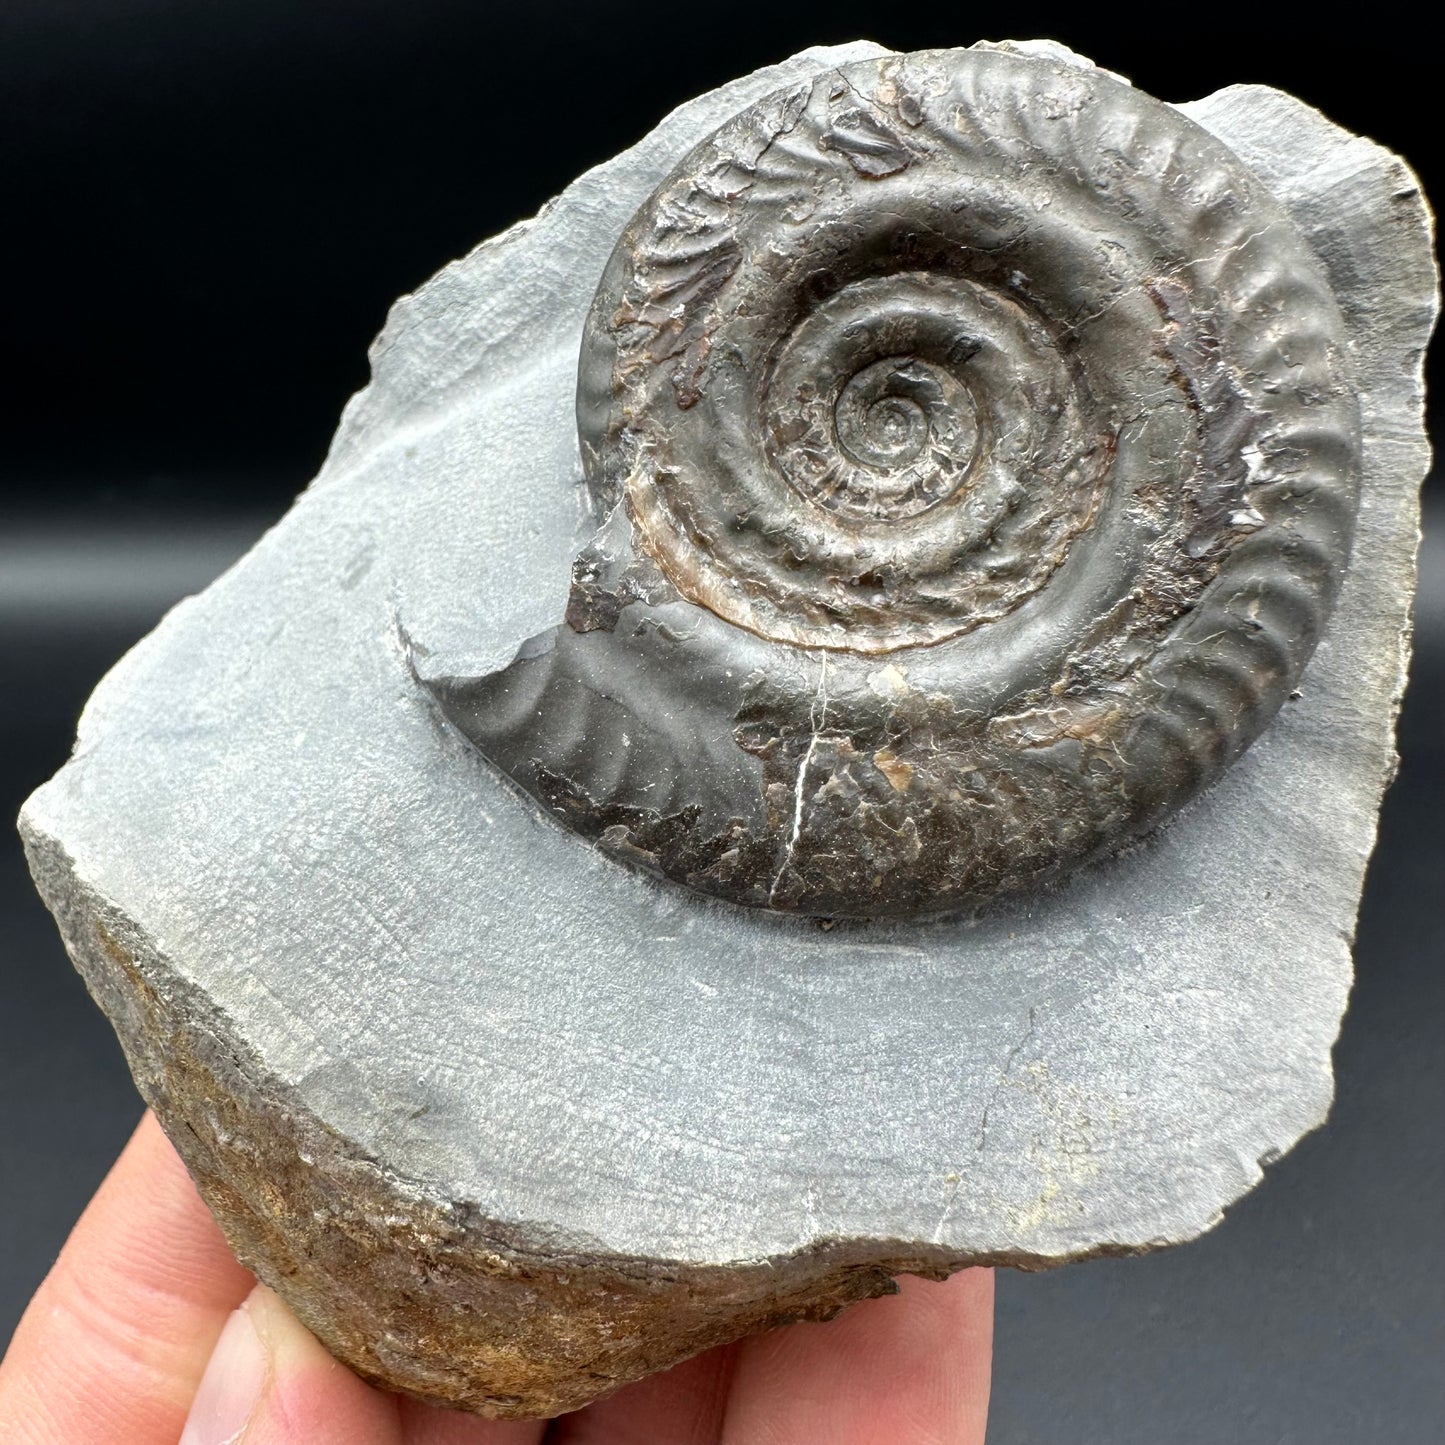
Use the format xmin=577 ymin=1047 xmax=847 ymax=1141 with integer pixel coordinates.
xmin=436 ymin=47 xmax=1361 ymax=919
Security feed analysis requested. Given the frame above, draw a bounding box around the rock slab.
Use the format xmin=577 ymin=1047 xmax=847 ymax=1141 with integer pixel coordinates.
xmin=20 ymin=42 xmax=1437 ymax=1417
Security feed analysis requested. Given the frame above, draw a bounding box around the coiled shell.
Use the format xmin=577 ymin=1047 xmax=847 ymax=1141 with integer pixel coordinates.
xmin=433 ymin=46 xmax=1362 ymax=918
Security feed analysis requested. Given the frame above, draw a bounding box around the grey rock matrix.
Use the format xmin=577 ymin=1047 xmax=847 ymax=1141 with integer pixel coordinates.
xmin=20 ymin=40 xmax=1437 ymax=1418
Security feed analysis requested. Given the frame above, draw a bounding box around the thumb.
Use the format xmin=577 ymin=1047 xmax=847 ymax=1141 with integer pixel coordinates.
xmin=181 ymin=1285 xmax=402 ymax=1445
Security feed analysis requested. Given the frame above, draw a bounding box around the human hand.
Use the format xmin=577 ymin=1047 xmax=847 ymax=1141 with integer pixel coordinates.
xmin=0 ymin=1113 xmax=992 ymax=1444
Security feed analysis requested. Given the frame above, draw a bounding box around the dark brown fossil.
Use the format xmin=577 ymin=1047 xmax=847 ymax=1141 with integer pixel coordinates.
xmin=429 ymin=46 xmax=1361 ymax=918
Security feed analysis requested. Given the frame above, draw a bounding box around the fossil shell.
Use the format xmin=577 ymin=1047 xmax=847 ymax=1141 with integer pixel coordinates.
xmin=431 ymin=46 xmax=1361 ymax=918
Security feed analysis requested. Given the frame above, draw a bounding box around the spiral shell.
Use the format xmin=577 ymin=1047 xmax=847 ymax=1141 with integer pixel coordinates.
xmin=435 ymin=46 xmax=1361 ymax=919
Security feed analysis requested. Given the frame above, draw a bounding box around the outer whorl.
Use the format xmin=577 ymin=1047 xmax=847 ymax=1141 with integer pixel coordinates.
xmin=434 ymin=45 xmax=1361 ymax=918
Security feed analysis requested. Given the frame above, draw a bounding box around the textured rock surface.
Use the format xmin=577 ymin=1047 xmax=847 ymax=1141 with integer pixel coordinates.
xmin=20 ymin=41 xmax=1437 ymax=1418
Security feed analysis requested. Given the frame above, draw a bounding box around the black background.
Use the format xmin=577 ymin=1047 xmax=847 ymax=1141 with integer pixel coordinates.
xmin=1 ymin=5 xmax=1440 ymax=1441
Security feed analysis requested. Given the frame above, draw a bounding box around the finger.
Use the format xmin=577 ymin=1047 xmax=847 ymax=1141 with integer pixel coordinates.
xmin=181 ymin=1284 xmax=403 ymax=1445
xmin=719 ymin=1268 xmax=993 ymax=1445
xmin=396 ymin=1392 xmax=546 ymax=1444
xmin=547 ymin=1340 xmax=741 ymax=1445
xmin=0 ymin=1111 xmax=256 ymax=1445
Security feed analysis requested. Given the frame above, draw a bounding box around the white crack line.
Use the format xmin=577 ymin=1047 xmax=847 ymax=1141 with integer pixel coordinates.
xmin=769 ymin=651 xmax=829 ymax=905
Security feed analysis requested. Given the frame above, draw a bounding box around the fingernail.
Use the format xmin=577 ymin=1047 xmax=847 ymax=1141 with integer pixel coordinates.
xmin=180 ymin=1297 xmax=269 ymax=1445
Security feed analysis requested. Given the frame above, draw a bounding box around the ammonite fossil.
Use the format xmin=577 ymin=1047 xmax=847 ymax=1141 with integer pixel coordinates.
xmin=431 ymin=45 xmax=1361 ymax=918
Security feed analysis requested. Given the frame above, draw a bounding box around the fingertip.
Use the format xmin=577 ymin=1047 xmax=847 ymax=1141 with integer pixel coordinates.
xmin=721 ymin=1266 xmax=994 ymax=1445
xmin=179 ymin=1295 xmax=269 ymax=1445
xmin=0 ymin=1111 xmax=255 ymax=1444
xmin=185 ymin=1285 xmax=403 ymax=1445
